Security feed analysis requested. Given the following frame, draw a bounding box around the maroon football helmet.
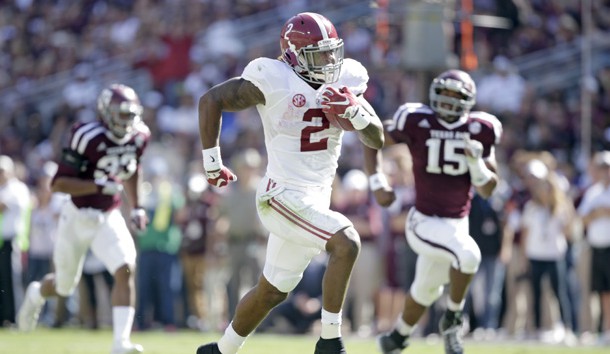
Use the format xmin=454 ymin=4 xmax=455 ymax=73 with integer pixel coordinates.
xmin=429 ymin=69 xmax=476 ymax=122
xmin=96 ymin=84 xmax=143 ymax=138
xmin=280 ymin=12 xmax=344 ymax=84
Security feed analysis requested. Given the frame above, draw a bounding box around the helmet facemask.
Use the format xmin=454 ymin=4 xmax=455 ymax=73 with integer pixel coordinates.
xmin=97 ymin=84 xmax=143 ymax=139
xmin=104 ymin=101 xmax=142 ymax=138
xmin=429 ymin=75 xmax=476 ymax=122
xmin=294 ymin=38 xmax=344 ymax=84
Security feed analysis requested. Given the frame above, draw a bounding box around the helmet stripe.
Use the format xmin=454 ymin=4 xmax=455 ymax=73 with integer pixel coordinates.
xmin=305 ymin=12 xmax=329 ymax=40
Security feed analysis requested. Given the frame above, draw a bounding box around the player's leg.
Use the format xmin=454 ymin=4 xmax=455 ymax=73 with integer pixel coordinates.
xmin=199 ymin=233 xmax=319 ymax=354
xmin=312 ymin=225 xmax=360 ymax=354
xmin=430 ymin=223 xmax=480 ymax=354
xmin=377 ymin=254 xmax=448 ymax=354
xmin=91 ymin=209 xmax=141 ymax=354
xmin=18 ymin=202 xmax=87 ymax=331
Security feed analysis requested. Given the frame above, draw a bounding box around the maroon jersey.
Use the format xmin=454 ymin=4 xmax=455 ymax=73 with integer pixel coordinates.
xmin=55 ymin=120 xmax=150 ymax=211
xmin=388 ymin=103 xmax=502 ymax=218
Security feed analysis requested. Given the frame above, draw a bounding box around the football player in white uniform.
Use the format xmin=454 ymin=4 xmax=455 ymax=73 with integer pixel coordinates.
xmin=196 ymin=12 xmax=384 ymax=354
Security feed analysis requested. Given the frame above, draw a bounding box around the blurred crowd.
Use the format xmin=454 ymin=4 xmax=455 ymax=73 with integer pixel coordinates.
xmin=1 ymin=0 xmax=610 ymax=347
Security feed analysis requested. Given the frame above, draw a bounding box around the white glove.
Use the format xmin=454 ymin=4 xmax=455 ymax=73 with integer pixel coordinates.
xmin=95 ymin=178 xmax=124 ymax=195
xmin=463 ymin=137 xmax=493 ymax=187
xmin=130 ymin=208 xmax=148 ymax=231
xmin=463 ymin=136 xmax=484 ymax=161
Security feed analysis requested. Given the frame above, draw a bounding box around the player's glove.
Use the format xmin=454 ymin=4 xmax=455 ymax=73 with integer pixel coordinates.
xmin=320 ymin=86 xmax=371 ymax=130
xmin=95 ymin=178 xmax=124 ymax=195
xmin=202 ymin=146 xmax=237 ymax=188
xmin=463 ymin=136 xmax=493 ymax=187
xmin=130 ymin=208 xmax=148 ymax=231
xmin=463 ymin=136 xmax=484 ymax=160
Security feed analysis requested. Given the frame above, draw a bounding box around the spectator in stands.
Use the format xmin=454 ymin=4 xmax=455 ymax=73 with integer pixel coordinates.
xmin=336 ymin=169 xmax=381 ymax=336
xmin=521 ymin=159 xmax=576 ymax=344
xmin=0 ymin=155 xmax=30 ymax=327
xmin=135 ymin=158 xmax=184 ymax=331
xmin=24 ymin=161 xmax=69 ymax=326
xmin=476 ymin=55 xmax=527 ymax=116
xmin=577 ymin=151 xmax=610 ymax=345
xmin=374 ymin=145 xmax=416 ymax=334
xmin=80 ymin=251 xmax=114 ymax=330
xmin=216 ymin=148 xmax=266 ymax=321
xmin=178 ymin=172 xmax=218 ymax=331
xmin=466 ymin=192 xmax=506 ymax=338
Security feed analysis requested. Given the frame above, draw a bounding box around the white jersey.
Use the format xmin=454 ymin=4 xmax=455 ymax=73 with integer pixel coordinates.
xmin=241 ymin=57 xmax=368 ymax=188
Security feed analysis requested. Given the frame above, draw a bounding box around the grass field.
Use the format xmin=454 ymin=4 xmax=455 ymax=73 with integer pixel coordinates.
xmin=1 ymin=329 xmax=609 ymax=354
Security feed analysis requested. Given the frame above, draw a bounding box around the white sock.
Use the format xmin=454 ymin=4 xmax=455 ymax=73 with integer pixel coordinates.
xmin=447 ymin=298 xmax=465 ymax=312
xmin=30 ymin=282 xmax=45 ymax=304
xmin=218 ymin=322 xmax=247 ymax=354
xmin=395 ymin=317 xmax=417 ymax=336
xmin=320 ymin=309 xmax=342 ymax=339
xmin=112 ymin=306 xmax=135 ymax=345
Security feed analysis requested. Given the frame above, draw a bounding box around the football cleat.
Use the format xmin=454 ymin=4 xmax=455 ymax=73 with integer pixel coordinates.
xmin=377 ymin=330 xmax=409 ymax=354
xmin=439 ymin=311 xmax=464 ymax=354
xmin=17 ymin=281 xmax=45 ymax=332
xmin=314 ymin=337 xmax=347 ymax=354
xmin=110 ymin=342 xmax=144 ymax=354
xmin=196 ymin=342 xmax=222 ymax=354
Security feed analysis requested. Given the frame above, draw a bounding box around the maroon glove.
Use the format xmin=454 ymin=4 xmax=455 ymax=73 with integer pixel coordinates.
xmin=205 ymin=166 xmax=237 ymax=188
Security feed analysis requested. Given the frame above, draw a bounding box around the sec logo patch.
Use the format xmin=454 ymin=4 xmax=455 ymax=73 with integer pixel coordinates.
xmin=292 ymin=94 xmax=306 ymax=107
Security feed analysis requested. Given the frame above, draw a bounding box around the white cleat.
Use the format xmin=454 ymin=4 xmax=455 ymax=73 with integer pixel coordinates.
xmin=17 ymin=281 xmax=45 ymax=332
xmin=111 ymin=342 xmax=144 ymax=354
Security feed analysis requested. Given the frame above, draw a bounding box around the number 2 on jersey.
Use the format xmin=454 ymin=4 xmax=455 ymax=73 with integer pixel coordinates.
xmin=301 ymin=108 xmax=331 ymax=152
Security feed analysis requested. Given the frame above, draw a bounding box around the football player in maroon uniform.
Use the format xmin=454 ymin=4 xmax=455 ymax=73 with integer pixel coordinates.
xmin=17 ymin=84 xmax=150 ymax=354
xmin=364 ymin=70 xmax=502 ymax=354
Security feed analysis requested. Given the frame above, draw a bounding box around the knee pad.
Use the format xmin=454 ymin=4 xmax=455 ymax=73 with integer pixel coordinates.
xmin=263 ymin=263 xmax=303 ymax=293
xmin=457 ymin=246 xmax=481 ymax=274
xmin=410 ymin=281 xmax=444 ymax=307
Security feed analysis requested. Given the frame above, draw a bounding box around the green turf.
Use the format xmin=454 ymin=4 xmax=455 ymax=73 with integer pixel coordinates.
xmin=0 ymin=328 xmax=608 ymax=354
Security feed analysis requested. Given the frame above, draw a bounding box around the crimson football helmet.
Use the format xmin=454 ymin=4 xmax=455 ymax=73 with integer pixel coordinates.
xmin=280 ymin=12 xmax=344 ymax=84
xmin=429 ymin=69 xmax=476 ymax=122
xmin=97 ymin=83 xmax=143 ymax=138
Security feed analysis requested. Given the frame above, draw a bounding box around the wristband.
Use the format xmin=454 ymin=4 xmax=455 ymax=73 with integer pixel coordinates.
xmin=467 ymin=158 xmax=493 ymax=187
xmin=202 ymin=147 xmax=222 ymax=171
xmin=369 ymin=173 xmax=390 ymax=191
xmin=131 ymin=208 xmax=146 ymax=218
xmin=347 ymin=107 xmax=371 ymax=130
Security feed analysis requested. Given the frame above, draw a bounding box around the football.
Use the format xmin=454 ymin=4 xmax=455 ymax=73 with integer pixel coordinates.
xmin=325 ymin=112 xmax=356 ymax=131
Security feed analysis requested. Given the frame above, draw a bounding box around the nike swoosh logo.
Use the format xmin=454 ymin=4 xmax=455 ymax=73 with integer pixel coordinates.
xmin=210 ymin=156 xmax=216 ymax=162
xmin=328 ymin=97 xmax=350 ymax=105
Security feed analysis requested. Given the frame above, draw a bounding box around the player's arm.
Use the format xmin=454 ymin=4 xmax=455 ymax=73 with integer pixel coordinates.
xmin=476 ymin=158 xmax=498 ymax=198
xmin=51 ymin=176 xmax=98 ymax=196
xmin=198 ymin=77 xmax=265 ymax=188
xmin=363 ymin=120 xmax=397 ymax=207
xmin=199 ymin=77 xmax=265 ymax=149
xmin=320 ymin=87 xmax=383 ymax=149
xmin=51 ymin=149 xmax=121 ymax=196
xmin=123 ymin=166 xmax=148 ymax=231
xmin=354 ymin=96 xmax=384 ymax=149
xmin=580 ymin=205 xmax=610 ymax=227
